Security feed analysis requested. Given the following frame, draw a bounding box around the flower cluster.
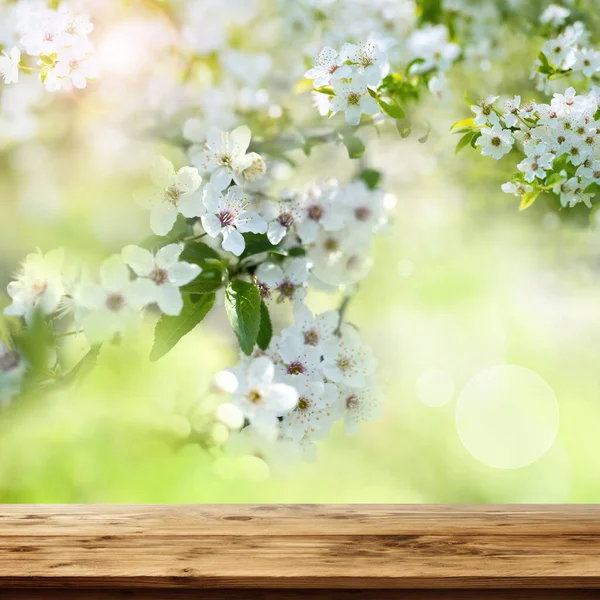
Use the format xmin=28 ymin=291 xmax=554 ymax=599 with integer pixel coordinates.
xmin=532 ymin=16 xmax=599 ymax=93
xmin=259 ymin=179 xmax=391 ymax=289
xmin=305 ymin=43 xmax=385 ymax=125
xmin=305 ymin=31 xmax=459 ymax=128
xmin=2 ymin=115 xmax=388 ymax=476
xmin=455 ymin=87 xmax=600 ymax=210
xmin=218 ymin=302 xmax=380 ymax=474
xmin=0 ymin=2 xmax=98 ymax=91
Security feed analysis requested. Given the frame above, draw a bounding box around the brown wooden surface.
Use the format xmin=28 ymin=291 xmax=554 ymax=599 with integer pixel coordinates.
xmin=0 ymin=505 xmax=599 ymax=595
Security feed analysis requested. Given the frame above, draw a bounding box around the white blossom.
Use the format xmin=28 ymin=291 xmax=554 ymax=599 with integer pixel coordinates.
xmin=280 ymin=376 xmax=338 ymax=442
xmin=305 ymin=46 xmax=351 ymax=87
xmin=330 ymin=74 xmax=379 ymax=126
xmin=201 ymin=185 xmax=267 ymax=256
xmin=4 ymin=248 xmax=64 ymax=323
xmin=321 ymin=323 xmax=376 ymax=388
xmin=76 ymin=256 xmax=154 ymax=343
xmin=334 ymin=383 xmax=381 ymax=435
xmin=138 ymin=157 xmax=203 ymax=237
xmin=121 ymin=244 xmax=201 ymax=316
xmin=476 ymin=124 xmax=514 ymax=160
xmin=190 ymin=126 xmax=264 ymax=191
xmin=255 ymin=258 xmax=313 ymax=302
xmin=231 ymin=356 xmax=299 ymax=428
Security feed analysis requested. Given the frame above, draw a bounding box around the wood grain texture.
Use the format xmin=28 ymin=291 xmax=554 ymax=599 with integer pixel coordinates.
xmin=2 ymin=590 xmax=600 ymax=600
xmin=1 ymin=505 xmax=600 ymax=592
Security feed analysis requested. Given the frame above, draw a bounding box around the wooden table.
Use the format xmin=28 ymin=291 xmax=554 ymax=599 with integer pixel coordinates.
xmin=1 ymin=505 xmax=599 ymax=598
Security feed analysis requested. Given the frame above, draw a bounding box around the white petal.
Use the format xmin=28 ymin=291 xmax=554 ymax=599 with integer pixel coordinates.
xmin=230 ymin=125 xmax=251 ymax=154
xmin=126 ymin=278 xmax=156 ymax=309
xmin=156 ymin=244 xmax=183 ymax=269
xmin=247 ymin=356 xmax=275 ymax=386
xmin=178 ymin=189 xmax=206 ymax=218
xmin=150 ymin=204 xmax=178 ymax=236
xmin=210 ymin=166 xmax=233 ymax=191
xmin=121 ymin=245 xmax=154 ymax=277
xmin=77 ymin=283 xmax=105 ymax=310
xmin=360 ymin=95 xmax=379 ymax=115
xmin=201 ymin=214 xmax=223 ymax=238
xmin=268 ymin=383 xmax=299 ymax=414
xmin=236 ymin=212 xmax=267 ymax=234
xmin=100 ymin=256 xmax=130 ymax=291
xmin=167 ymin=262 xmax=201 ymax=286
xmin=202 ymin=184 xmax=221 ymax=213
xmin=151 ymin=156 xmax=177 ymax=189
xmin=267 ymin=221 xmax=286 ymax=245
xmin=344 ymin=105 xmax=362 ymax=126
xmin=255 ymin=263 xmax=283 ymax=287
xmin=221 ymin=227 xmax=245 ymax=256
xmin=176 ymin=166 xmax=202 ymax=193
xmin=157 ymin=285 xmax=184 ymax=316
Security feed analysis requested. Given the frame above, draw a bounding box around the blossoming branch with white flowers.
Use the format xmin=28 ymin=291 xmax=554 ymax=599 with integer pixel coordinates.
xmin=0 ymin=2 xmax=98 ymax=91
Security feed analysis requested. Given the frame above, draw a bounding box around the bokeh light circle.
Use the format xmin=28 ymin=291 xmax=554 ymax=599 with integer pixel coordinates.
xmin=416 ymin=368 xmax=455 ymax=407
xmin=455 ymin=365 xmax=559 ymax=469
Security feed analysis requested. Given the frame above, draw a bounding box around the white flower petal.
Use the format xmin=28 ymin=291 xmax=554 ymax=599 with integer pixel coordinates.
xmin=151 ymin=156 xmax=177 ymax=189
xmin=100 ymin=256 xmax=130 ymax=291
xmin=247 ymin=356 xmax=275 ymax=386
xmin=150 ymin=204 xmax=178 ymax=236
xmin=176 ymin=167 xmax=202 ymax=193
xmin=167 ymin=262 xmax=201 ymax=286
xmin=221 ymin=227 xmax=245 ymax=256
xmin=201 ymin=214 xmax=223 ymax=238
xmin=156 ymin=244 xmax=183 ymax=269
xmin=121 ymin=245 xmax=154 ymax=277
xmin=230 ymin=125 xmax=251 ymax=153
xmin=157 ymin=285 xmax=184 ymax=316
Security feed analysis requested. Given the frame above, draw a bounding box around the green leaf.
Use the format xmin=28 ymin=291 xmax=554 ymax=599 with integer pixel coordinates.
xmin=405 ymin=57 xmax=426 ymax=75
xmin=359 ymin=168 xmax=382 ymax=190
xmin=313 ymin=86 xmax=335 ymax=96
xmin=584 ymin=183 xmax=600 ymax=195
xmin=395 ymin=119 xmax=412 ymax=138
xmin=418 ymin=121 xmax=431 ymax=144
xmin=181 ymin=267 xmax=225 ymax=294
xmin=464 ymin=90 xmax=476 ymax=107
xmin=470 ymin=131 xmax=482 ymax=148
xmin=150 ymin=293 xmax=215 ymax=362
xmin=13 ymin=311 xmax=51 ymax=376
xmin=455 ymin=131 xmax=477 ymax=154
xmin=537 ymin=52 xmax=553 ymax=75
xmin=545 ymin=173 xmax=564 ymax=188
xmin=225 ymin=280 xmax=261 ymax=356
xmin=553 ymin=152 xmax=571 ymax=174
xmin=519 ymin=189 xmax=541 ymax=212
xmin=340 ymin=134 xmax=366 ymax=159
xmin=377 ymin=97 xmax=405 ymax=119
xmin=287 ymin=247 xmax=307 ymax=257
xmin=181 ymin=241 xmax=221 ymax=264
xmin=257 ymin=300 xmax=273 ymax=351
xmin=451 ymin=117 xmax=476 ymax=132
xmin=239 ymin=233 xmax=283 ymax=260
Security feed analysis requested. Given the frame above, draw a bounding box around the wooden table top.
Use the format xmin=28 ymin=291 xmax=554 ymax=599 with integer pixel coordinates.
xmin=1 ymin=505 xmax=599 ymax=598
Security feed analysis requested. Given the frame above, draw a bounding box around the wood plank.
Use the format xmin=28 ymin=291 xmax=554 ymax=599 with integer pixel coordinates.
xmin=2 ymin=590 xmax=600 ymax=600
xmin=2 ymin=505 xmax=600 ymax=535
xmin=1 ymin=506 xmax=600 ymax=590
